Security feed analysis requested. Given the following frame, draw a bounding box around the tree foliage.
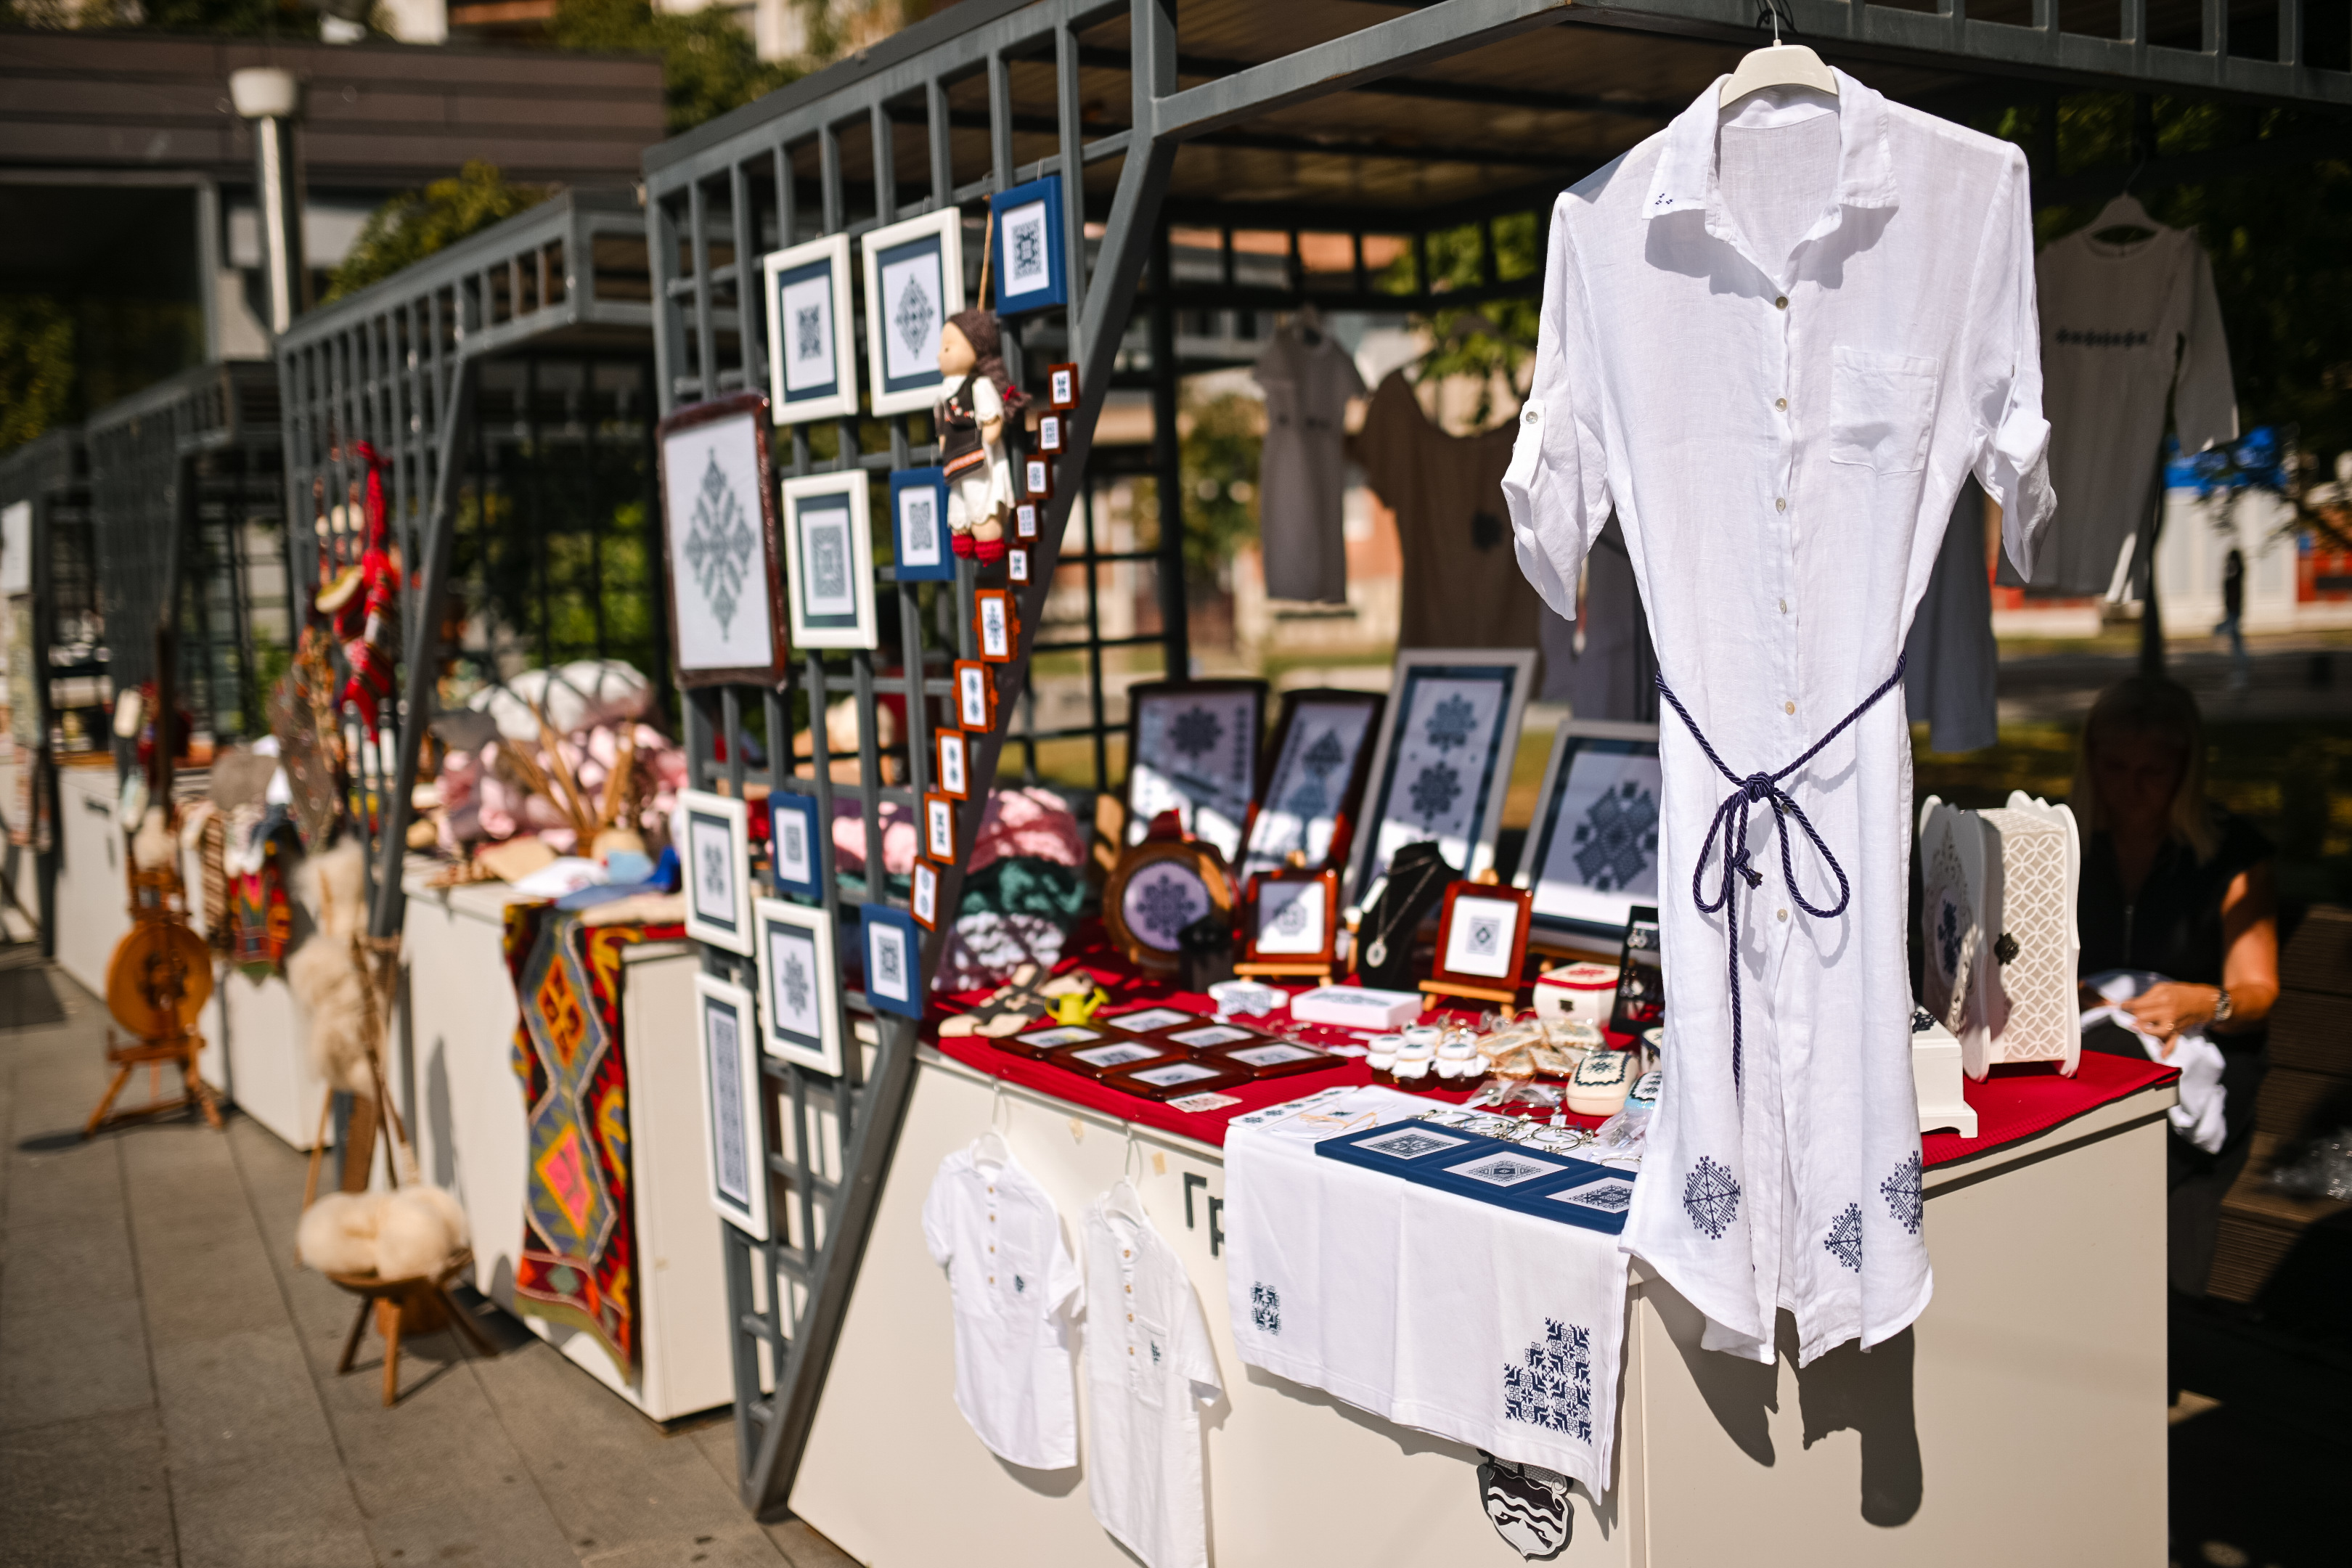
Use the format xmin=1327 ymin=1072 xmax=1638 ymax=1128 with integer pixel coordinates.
xmin=324 ymin=162 xmax=548 ymax=303
xmin=1 ymin=0 xmax=324 ymax=35
xmin=550 ymin=0 xmax=799 ymax=134
xmin=0 ymin=298 xmax=75 ymax=453
xmin=1379 ymin=211 xmax=1543 ymax=429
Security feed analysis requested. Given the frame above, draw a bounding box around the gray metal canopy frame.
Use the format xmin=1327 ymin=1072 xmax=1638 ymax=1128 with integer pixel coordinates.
xmin=0 ymin=426 xmax=90 ymax=955
xmin=642 ymin=0 xmax=2348 ymax=1519
xmin=274 ymin=187 xmax=656 ymax=940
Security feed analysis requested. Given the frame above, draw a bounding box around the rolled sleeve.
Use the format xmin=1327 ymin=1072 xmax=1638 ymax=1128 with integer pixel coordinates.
xmin=1504 ymin=201 xmax=1611 ymax=621
xmin=1967 ymin=150 xmax=2056 ymax=581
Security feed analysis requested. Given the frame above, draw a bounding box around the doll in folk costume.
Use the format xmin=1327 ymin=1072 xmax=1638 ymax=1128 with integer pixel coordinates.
xmin=936 ymin=308 xmax=1022 ymax=565
xmin=314 ymin=441 xmax=403 ymax=738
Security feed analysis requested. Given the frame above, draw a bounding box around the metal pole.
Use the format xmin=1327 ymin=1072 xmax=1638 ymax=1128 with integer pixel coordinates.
xmin=230 ymin=68 xmax=307 ymax=338
xmin=1148 ymin=221 xmax=1188 ymax=681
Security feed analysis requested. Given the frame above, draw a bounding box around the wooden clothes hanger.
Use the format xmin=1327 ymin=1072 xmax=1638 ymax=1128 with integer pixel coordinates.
xmin=1720 ymin=2 xmax=1839 ymax=107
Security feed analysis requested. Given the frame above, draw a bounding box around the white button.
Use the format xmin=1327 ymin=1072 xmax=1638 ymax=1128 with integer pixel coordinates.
xmin=1524 ymin=410 xmax=1538 ymax=425
xmin=1774 ymin=498 xmax=1786 ymax=512
xmin=1775 ymin=397 xmax=1787 ymax=410
xmin=1777 ymin=908 xmax=1788 ymax=922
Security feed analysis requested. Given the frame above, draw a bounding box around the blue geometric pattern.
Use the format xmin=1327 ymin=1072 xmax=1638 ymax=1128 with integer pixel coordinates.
xmin=1251 ymin=1282 xmax=1281 ymax=1335
xmin=1824 ymin=1203 xmax=1863 ymax=1272
xmin=1501 ymin=1319 xmax=1593 ymax=1442
xmin=1881 ymin=1153 xmax=1924 ymax=1235
xmin=1408 ymin=761 xmax=1463 ymax=821
xmin=1682 ymin=1156 xmax=1741 ymax=1240
xmin=1425 ymin=694 xmax=1478 ymax=752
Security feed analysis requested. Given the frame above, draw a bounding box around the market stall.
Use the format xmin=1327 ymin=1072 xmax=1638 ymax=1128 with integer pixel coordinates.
xmin=0 ymin=425 xmax=94 ymax=952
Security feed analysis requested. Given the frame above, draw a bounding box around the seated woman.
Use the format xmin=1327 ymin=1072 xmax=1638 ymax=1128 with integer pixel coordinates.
xmin=2072 ymin=677 xmax=2279 ymax=1297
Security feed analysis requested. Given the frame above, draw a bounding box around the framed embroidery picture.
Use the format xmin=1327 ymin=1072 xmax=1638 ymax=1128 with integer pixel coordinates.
xmin=1013 ymin=502 xmax=1039 ymax=540
xmin=1238 ymin=687 xmax=1384 ymax=883
xmin=910 ymin=859 xmax=941 ymax=930
xmin=693 ymin=973 xmax=768 ymax=1238
xmin=1048 ymin=362 xmax=1077 ymax=409
xmin=888 ymin=466 xmax=955 ymax=583
xmin=753 ymin=897 xmax=841 ymax=1075
xmin=1429 ymin=879 xmax=1534 ymax=998
xmin=989 ymin=174 xmax=1068 ymax=316
xmin=762 ymin=233 xmax=858 ymax=424
xmin=973 ymin=587 xmax=1018 ymax=662
xmin=781 ymin=470 xmax=878 ymax=649
xmin=657 ymin=393 xmax=788 ymax=687
xmin=1124 ymin=679 xmax=1267 ymax=864
xmin=768 ymin=788 xmax=822 ymax=902
xmin=923 ymin=791 xmax=957 ymax=863
xmin=681 ymin=788 xmax=754 ymax=954
xmin=1007 ymin=547 xmax=1030 ymax=585
xmin=955 ymin=660 xmax=997 ymax=732
xmin=1022 ymin=456 xmax=1053 ymax=501
xmin=1103 ymin=836 xmax=1236 ymax=979
xmin=859 ymin=208 xmax=964 ymax=417
xmin=934 ymin=729 xmax=969 ymax=800
xmin=1036 ymin=412 xmax=1063 ymax=454
xmin=1514 ymin=719 xmax=1664 ymax=943
xmin=1344 ymin=648 xmax=1535 ymax=908
xmin=1241 ymin=865 xmax=1339 ymax=969
xmin=860 ymin=903 xmax=924 ymax=1018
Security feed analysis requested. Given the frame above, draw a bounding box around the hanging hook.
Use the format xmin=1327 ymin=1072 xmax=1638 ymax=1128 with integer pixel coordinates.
xmin=1754 ymin=0 xmax=1793 ymax=42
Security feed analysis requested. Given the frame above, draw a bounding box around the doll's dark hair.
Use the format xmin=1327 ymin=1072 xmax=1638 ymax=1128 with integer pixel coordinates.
xmin=947 ymin=309 xmax=1026 ymax=409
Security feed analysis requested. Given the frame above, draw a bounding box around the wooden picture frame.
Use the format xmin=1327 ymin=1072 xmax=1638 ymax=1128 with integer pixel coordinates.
xmin=681 ymin=788 xmax=754 ymax=954
xmin=988 ymin=174 xmax=1069 ymax=316
xmin=1158 ymin=1021 xmax=1269 ymax=1055
xmin=657 ymin=393 xmax=788 ymax=688
xmin=859 ymin=902 xmax=924 ymax=1019
xmin=1514 ymin=718 xmax=1664 ymax=944
xmin=973 ymin=587 xmax=1019 ymax=663
xmin=1036 ymin=412 xmax=1064 ymax=454
xmin=1238 ymin=688 xmax=1384 ymax=883
xmin=1021 ymin=455 xmax=1053 ymax=501
xmin=888 ymin=466 xmax=955 ymax=583
xmin=1044 ymin=1037 xmax=1185 ymax=1080
xmin=753 ymin=897 xmax=842 ymax=1074
xmin=781 ymin=470 xmax=878 ymax=650
xmin=910 ymin=859 xmax=941 ymax=930
xmin=1239 ymin=865 xmax=1339 ymax=973
xmin=1007 ymin=547 xmax=1030 ymax=585
xmin=1047 ymin=362 xmax=1078 ymax=409
xmin=767 ymin=788 xmax=823 ymax=902
xmin=763 ymin=232 xmax=858 ymax=423
xmin=1102 ymin=838 xmax=1236 ymax=978
xmin=1013 ymin=502 xmax=1039 ymax=540
xmin=859 ymin=207 xmax=964 ymax=418
xmin=954 ymin=661 xmax=997 ymax=732
xmin=1124 ymin=678 xmax=1267 ymax=865
xmin=1425 ymin=879 xmax=1535 ymax=1007
xmin=1204 ymin=1037 xmax=1343 ymax=1079
xmin=693 ymin=973 xmax=768 ymax=1238
xmin=1345 ymin=648 xmax=1536 ymax=910
xmin=934 ymin=730 xmax=969 ymax=800
xmin=1096 ymin=1005 xmax=1201 ymax=1038
xmin=922 ymin=791 xmax=957 ymax=863
xmin=1001 ymin=1024 xmax=1110 ymax=1059
xmin=1101 ymin=1058 xmax=1252 ymax=1103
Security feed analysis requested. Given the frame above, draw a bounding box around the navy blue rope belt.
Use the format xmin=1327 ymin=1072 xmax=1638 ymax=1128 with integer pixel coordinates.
xmin=1652 ymin=656 xmax=1907 ymax=1092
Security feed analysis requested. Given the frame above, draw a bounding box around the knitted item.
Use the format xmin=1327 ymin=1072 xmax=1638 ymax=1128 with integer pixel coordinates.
xmin=950 ymin=527 xmax=978 ymax=559
xmin=973 ymin=534 xmax=1006 ymax=567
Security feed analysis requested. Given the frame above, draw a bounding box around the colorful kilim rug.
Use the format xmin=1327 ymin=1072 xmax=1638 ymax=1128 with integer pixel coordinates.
xmin=503 ymin=902 xmax=684 ymax=1375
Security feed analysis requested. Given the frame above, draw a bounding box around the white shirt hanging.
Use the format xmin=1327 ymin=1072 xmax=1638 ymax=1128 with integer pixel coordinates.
xmin=1503 ymin=70 xmax=2054 ymax=1365
xmin=921 ymin=1143 xmax=1084 ymax=1469
xmin=1254 ymin=311 xmax=1367 ymax=604
xmin=1079 ymin=1188 xmax=1220 ymax=1568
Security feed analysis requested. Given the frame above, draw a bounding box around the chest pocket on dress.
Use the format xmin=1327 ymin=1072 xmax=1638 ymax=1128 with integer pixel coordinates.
xmin=1827 ymin=347 xmax=1939 ymax=475
xmin=1129 ymin=1312 xmax=1169 ymax=1409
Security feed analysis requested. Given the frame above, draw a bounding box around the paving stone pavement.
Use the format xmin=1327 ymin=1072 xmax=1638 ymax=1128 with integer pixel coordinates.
xmin=0 ymin=943 xmax=860 ymax=1568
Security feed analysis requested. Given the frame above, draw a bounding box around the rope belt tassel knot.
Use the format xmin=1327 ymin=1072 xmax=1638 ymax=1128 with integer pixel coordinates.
xmin=1654 ymin=657 xmax=1907 ymax=1091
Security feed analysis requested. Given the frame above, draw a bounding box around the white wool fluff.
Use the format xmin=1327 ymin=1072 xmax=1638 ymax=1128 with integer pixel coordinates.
xmin=296 ymin=838 xmax=368 ymax=938
xmin=285 ymin=935 xmax=374 ymax=1095
xmin=373 ymin=1185 xmax=469 ymax=1280
xmin=297 ymin=1191 xmax=388 ymax=1275
xmin=131 ymin=807 xmax=176 ymax=872
xmin=470 ymin=659 xmax=651 ymax=744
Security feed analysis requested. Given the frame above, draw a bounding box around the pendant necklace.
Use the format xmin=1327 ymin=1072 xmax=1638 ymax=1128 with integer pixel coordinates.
xmin=1362 ymin=855 xmax=1445 ymax=969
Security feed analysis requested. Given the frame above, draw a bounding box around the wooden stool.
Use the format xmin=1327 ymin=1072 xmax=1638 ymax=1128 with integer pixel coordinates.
xmin=326 ymin=1249 xmax=494 ymax=1406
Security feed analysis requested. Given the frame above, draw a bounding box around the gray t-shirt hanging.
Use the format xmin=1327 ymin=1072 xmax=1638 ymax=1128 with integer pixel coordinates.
xmin=1253 ymin=322 xmax=1366 ymax=604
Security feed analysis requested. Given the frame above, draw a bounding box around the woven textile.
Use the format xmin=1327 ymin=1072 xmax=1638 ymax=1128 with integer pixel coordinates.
xmin=228 ymin=839 xmax=291 ymax=979
xmin=504 ymin=902 xmax=682 ymax=1373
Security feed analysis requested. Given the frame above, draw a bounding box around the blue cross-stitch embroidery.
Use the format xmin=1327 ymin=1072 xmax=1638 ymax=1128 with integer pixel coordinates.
xmin=1013 ymin=1274 xmax=1026 ymax=1294
xmin=780 ymin=952 xmax=810 ymax=1021
xmin=684 ymin=452 xmax=756 ymax=634
xmin=793 ymin=303 xmax=823 ymax=364
xmin=1501 ymin=1319 xmax=1593 ymax=1441
xmin=1571 ymin=780 xmax=1659 ymax=891
xmin=1425 ymin=694 xmax=1477 ymax=752
xmin=1150 ymin=1341 xmax=1162 ymax=1365
xmin=1169 ymin=705 xmax=1222 ymax=759
xmin=1881 ymin=1153 xmax=1924 ymax=1235
xmin=894 ymin=274 xmax=936 ymax=356
xmin=1011 ymin=223 xmax=1044 ymax=279
xmin=1936 ymin=897 xmax=1964 ymax=982
xmin=1824 ymin=1203 xmax=1863 ymax=1272
xmin=1408 ymin=761 xmax=1462 ymax=822
xmin=1251 ymin=1282 xmax=1281 ymax=1334
xmin=1134 ymin=871 xmax=1204 ymax=941
xmin=1683 ymin=1156 xmax=1741 ymax=1240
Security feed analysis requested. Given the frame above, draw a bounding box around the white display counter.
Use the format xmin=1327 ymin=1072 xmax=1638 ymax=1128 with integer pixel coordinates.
xmin=396 ymin=875 xmax=734 ymax=1423
xmin=52 ymin=763 xmax=128 ymax=999
xmin=791 ymin=1049 xmax=2175 ymax=1566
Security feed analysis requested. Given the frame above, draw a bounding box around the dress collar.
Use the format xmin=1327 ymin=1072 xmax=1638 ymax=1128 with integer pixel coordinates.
xmin=1643 ymin=68 xmax=1898 ymax=224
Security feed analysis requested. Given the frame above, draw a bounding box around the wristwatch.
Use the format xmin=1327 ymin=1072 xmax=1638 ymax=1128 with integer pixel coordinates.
xmin=2210 ymin=987 xmax=2234 ymax=1026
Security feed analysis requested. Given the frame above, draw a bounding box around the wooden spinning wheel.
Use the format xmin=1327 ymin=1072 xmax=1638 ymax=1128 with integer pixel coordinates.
xmin=88 ymin=857 xmax=224 ymax=1138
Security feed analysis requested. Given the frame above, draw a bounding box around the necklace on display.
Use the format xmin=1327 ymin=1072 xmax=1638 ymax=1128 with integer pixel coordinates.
xmin=1362 ymin=854 xmax=1447 ymax=969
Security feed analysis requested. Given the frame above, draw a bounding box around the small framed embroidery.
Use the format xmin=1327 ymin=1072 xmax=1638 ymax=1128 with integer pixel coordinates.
xmin=693 ymin=972 xmax=769 ymax=1238
xmin=1429 ymin=879 xmax=1534 ymax=995
xmin=781 ymin=470 xmax=878 ymax=650
xmin=1047 ymin=362 xmax=1078 ymax=409
xmin=859 ymin=902 xmax=924 ymax=1019
xmin=1101 ymin=1058 xmax=1252 ymax=1103
xmin=657 ymin=393 xmax=788 ymax=688
xmin=923 ymin=791 xmax=957 ymax=863
xmin=1102 ymin=836 xmax=1236 ymax=979
xmin=1036 ymin=412 xmax=1063 ymax=454
xmin=1014 ymin=502 xmax=1039 ymax=540
xmin=1022 ymin=456 xmax=1053 ymax=501
xmin=681 ymin=788 xmax=754 ymax=954
xmin=1345 ymin=648 xmax=1535 ymax=909
xmin=859 ymin=207 xmax=964 ymax=418
xmin=888 ymin=466 xmax=955 ymax=583
xmin=1097 ymin=1006 xmax=1200 ymax=1037
xmin=1124 ymin=679 xmax=1267 ymax=865
xmin=973 ymin=587 xmax=1018 ymax=663
xmin=954 ymin=660 xmax=997 ymax=732
xmin=1238 ymin=687 xmax=1384 ymax=883
xmin=1044 ymin=1037 xmax=1184 ymax=1080
xmin=1514 ymin=718 xmax=1664 ymax=944
xmin=754 ymin=897 xmax=841 ymax=1074
xmin=988 ymin=174 xmax=1068 ymax=316
xmin=767 ymin=788 xmax=822 ymax=902
xmin=1204 ymin=1037 xmax=1342 ymax=1080
xmin=1008 ymin=547 xmax=1030 ymax=584
xmin=1241 ymin=865 xmax=1339 ymax=968
xmin=910 ymin=859 xmax=941 ymax=930
xmin=934 ymin=730 xmax=970 ymax=801
xmin=762 ymin=232 xmax=858 ymax=424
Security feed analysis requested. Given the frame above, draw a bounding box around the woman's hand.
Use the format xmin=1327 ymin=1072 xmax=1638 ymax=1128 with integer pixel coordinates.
xmin=2120 ymin=982 xmax=2220 ymax=1053
xmin=979 ymin=415 xmax=1003 ymax=446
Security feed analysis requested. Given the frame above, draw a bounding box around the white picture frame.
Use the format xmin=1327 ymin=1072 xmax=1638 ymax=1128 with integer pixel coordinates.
xmin=763 ymin=233 xmax=859 ymax=424
xmin=681 ymin=788 xmax=754 ymax=954
xmin=1251 ymin=875 xmax=1330 ymax=957
xmin=693 ymin=973 xmax=769 ymax=1239
xmin=781 ymin=470 xmax=878 ymax=650
xmin=1344 ymin=648 xmax=1536 ymax=909
xmin=753 ymin=897 xmax=842 ymax=1076
xmin=1513 ymin=718 xmax=1664 ymax=942
xmin=1442 ymin=890 xmax=1526 ymax=981
xmin=859 ymin=208 xmax=965 ymax=418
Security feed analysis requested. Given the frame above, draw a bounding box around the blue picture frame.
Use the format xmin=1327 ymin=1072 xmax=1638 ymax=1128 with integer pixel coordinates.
xmin=989 ymin=176 xmax=1067 ymax=317
xmin=889 ymin=467 xmax=955 ymax=582
xmin=859 ymin=903 xmax=925 ymax=1019
xmin=768 ymin=788 xmax=823 ymax=902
